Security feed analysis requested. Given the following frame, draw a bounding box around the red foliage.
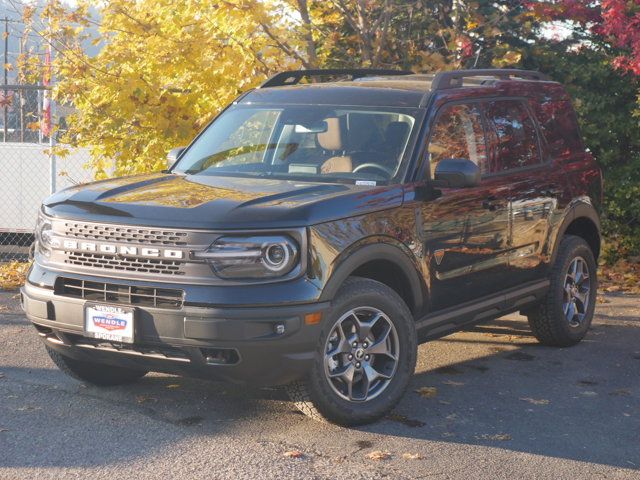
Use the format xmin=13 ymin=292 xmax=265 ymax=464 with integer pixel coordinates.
xmin=528 ymin=0 xmax=640 ymax=75
xmin=457 ymin=36 xmax=475 ymax=58
xmin=600 ymin=0 xmax=640 ymax=75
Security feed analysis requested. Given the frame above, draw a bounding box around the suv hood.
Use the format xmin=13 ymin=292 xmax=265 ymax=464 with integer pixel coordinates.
xmin=43 ymin=173 xmax=404 ymax=229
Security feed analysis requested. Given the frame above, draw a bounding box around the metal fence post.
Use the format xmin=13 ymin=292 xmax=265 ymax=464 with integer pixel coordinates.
xmin=49 ymin=122 xmax=56 ymax=195
xmin=47 ymin=40 xmax=56 ymax=195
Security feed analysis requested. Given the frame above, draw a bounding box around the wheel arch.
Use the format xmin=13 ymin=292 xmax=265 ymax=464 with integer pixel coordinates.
xmin=319 ymin=239 xmax=426 ymax=317
xmin=552 ymin=202 xmax=601 ymax=263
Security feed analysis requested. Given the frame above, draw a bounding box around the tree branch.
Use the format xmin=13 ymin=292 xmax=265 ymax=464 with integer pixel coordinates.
xmin=259 ymin=21 xmax=311 ymax=69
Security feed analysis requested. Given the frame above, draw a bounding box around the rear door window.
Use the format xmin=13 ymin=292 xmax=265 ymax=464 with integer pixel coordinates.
xmin=484 ymin=100 xmax=541 ymax=173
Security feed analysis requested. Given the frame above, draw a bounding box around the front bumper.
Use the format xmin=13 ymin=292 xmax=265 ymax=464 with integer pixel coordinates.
xmin=21 ymin=280 xmax=329 ymax=386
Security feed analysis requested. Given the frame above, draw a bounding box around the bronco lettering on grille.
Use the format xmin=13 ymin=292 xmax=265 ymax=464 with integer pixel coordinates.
xmin=53 ymin=238 xmax=184 ymax=259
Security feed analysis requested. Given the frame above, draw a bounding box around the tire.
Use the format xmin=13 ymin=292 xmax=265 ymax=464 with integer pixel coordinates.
xmin=526 ymin=235 xmax=598 ymax=347
xmin=45 ymin=344 xmax=148 ymax=386
xmin=286 ymin=277 xmax=417 ymax=426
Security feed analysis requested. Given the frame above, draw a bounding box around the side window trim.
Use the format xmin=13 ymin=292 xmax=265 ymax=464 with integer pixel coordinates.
xmin=524 ymin=98 xmax=552 ymax=164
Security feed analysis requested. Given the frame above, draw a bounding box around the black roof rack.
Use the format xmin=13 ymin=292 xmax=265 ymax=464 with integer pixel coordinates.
xmin=259 ymin=69 xmax=414 ymax=88
xmin=430 ymin=69 xmax=551 ymax=90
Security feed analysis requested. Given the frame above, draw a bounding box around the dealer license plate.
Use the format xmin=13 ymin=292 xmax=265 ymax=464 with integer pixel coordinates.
xmin=84 ymin=304 xmax=135 ymax=344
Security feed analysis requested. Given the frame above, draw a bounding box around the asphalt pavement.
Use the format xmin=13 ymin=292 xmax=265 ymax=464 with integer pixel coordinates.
xmin=0 ymin=290 xmax=638 ymax=479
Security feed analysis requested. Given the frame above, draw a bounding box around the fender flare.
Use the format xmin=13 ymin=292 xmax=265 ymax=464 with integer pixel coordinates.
xmin=550 ymin=201 xmax=601 ymax=264
xmin=319 ymin=240 xmax=425 ymax=313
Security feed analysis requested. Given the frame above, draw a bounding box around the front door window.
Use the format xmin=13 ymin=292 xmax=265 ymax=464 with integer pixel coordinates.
xmin=428 ymin=103 xmax=487 ymax=176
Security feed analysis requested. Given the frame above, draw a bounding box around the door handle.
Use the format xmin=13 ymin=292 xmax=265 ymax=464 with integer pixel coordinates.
xmin=523 ymin=208 xmax=534 ymax=220
xmin=482 ymin=196 xmax=498 ymax=211
xmin=540 ymin=186 xmax=559 ymax=197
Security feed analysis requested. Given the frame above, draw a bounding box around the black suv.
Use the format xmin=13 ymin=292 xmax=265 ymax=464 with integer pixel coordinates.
xmin=22 ymin=69 xmax=602 ymax=425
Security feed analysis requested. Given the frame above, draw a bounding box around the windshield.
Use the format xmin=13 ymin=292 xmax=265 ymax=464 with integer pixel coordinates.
xmin=174 ymin=105 xmax=420 ymax=184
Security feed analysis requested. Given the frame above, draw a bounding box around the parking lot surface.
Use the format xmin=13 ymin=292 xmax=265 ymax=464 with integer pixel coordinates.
xmin=0 ymin=291 xmax=638 ymax=479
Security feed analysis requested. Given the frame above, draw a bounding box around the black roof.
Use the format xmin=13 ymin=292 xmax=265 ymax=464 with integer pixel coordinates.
xmin=238 ymin=69 xmax=554 ymax=108
xmin=241 ymin=78 xmax=428 ymax=108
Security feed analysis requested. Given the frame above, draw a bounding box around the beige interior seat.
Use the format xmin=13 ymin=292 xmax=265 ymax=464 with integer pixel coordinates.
xmin=318 ymin=117 xmax=352 ymax=174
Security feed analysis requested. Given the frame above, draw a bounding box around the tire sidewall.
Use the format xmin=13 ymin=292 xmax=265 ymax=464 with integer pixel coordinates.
xmin=306 ymin=278 xmax=417 ymax=424
xmin=550 ymin=239 xmax=598 ymax=341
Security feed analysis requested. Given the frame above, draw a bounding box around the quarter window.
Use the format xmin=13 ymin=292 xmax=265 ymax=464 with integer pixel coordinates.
xmin=484 ymin=100 xmax=541 ymax=173
xmin=427 ymin=103 xmax=486 ymax=176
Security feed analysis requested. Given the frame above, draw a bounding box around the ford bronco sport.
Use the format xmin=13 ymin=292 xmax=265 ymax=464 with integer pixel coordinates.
xmin=22 ymin=68 xmax=602 ymax=425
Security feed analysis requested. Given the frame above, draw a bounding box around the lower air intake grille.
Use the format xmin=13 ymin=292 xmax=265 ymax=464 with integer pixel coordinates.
xmin=56 ymin=278 xmax=184 ymax=309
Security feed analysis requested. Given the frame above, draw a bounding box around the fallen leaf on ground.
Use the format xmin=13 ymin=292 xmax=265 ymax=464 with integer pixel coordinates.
xmin=578 ymin=380 xmax=598 ymax=386
xmin=175 ymin=416 xmax=203 ymax=426
xmin=0 ymin=261 xmax=31 ymax=291
xmin=135 ymin=395 xmax=157 ymax=404
xmin=17 ymin=405 xmax=41 ymax=411
xmin=519 ymin=397 xmax=550 ymax=405
xmin=477 ymin=433 xmax=511 ymax=441
xmin=367 ymin=450 xmax=391 ymax=461
xmin=402 ymin=453 xmax=423 ymax=460
xmin=599 ymin=262 xmax=640 ymax=295
xmin=283 ymin=450 xmax=304 ymax=459
xmin=166 ymin=384 xmax=181 ymax=389
xmin=442 ymin=380 xmax=464 ymax=386
xmin=415 ymin=386 xmax=438 ymax=398
xmin=354 ymin=440 xmax=374 ymax=450
xmin=386 ymin=413 xmax=425 ymax=427
xmin=610 ymin=389 xmax=631 ymax=397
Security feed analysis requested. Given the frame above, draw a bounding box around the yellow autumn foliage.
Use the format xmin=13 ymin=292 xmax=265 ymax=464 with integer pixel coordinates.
xmin=0 ymin=261 xmax=31 ymax=290
xmin=36 ymin=0 xmax=298 ymax=178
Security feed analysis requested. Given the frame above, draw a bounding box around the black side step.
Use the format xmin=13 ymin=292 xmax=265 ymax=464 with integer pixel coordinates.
xmin=415 ymin=280 xmax=549 ymax=341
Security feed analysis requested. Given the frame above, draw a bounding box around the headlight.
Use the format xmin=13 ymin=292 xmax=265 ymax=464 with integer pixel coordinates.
xmin=35 ymin=212 xmax=54 ymax=258
xmin=194 ymin=235 xmax=299 ymax=279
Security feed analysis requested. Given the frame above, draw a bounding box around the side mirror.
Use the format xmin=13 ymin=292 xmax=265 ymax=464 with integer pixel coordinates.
xmin=167 ymin=146 xmax=186 ymax=168
xmin=433 ymin=158 xmax=480 ymax=188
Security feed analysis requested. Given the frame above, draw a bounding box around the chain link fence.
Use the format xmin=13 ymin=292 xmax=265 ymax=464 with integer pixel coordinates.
xmin=0 ymin=85 xmax=95 ymax=261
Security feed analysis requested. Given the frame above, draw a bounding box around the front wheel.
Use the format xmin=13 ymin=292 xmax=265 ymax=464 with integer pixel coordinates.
xmin=526 ymin=235 xmax=598 ymax=347
xmin=287 ymin=277 xmax=417 ymax=425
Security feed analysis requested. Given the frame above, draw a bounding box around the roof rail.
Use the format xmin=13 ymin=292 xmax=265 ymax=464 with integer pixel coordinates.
xmin=431 ymin=69 xmax=551 ymax=90
xmin=259 ymin=69 xmax=414 ymax=88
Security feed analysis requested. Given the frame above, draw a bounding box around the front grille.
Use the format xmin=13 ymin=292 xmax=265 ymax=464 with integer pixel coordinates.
xmin=64 ymin=222 xmax=189 ymax=246
xmin=46 ymin=218 xmax=224 ymax=283
xmin=56 ymin=277 xmax=184 ymax=309
xmin=65 ymin=252 xmax=186 ymax=276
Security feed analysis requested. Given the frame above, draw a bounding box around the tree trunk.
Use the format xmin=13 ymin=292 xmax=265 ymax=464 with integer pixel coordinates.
xmin=295 ymin=0 xmax=319 ymax=68
xmin=355 ymin=0 xmax=374 ymax=66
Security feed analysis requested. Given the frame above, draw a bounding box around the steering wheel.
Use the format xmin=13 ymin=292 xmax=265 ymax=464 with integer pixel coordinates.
xmin=352 ymin=163 xmax=394 ymax=178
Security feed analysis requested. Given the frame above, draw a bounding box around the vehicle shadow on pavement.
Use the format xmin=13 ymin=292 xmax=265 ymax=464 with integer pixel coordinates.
xmin=1 ymin=295 xmax=638 ymax=471
xmin=361 ymin=299 xmax=640 ymax=470
xmin=0 ymin=362 xmax=296 ymax=469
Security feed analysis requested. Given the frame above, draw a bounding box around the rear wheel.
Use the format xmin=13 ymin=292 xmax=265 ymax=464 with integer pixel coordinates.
xmin=526 ymin=235 xmax=597 ymax=347
xmin=287 ymin=277 xmax=417 ymax=425
xmin=45 ymin=345 xmax=148 ymax=386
